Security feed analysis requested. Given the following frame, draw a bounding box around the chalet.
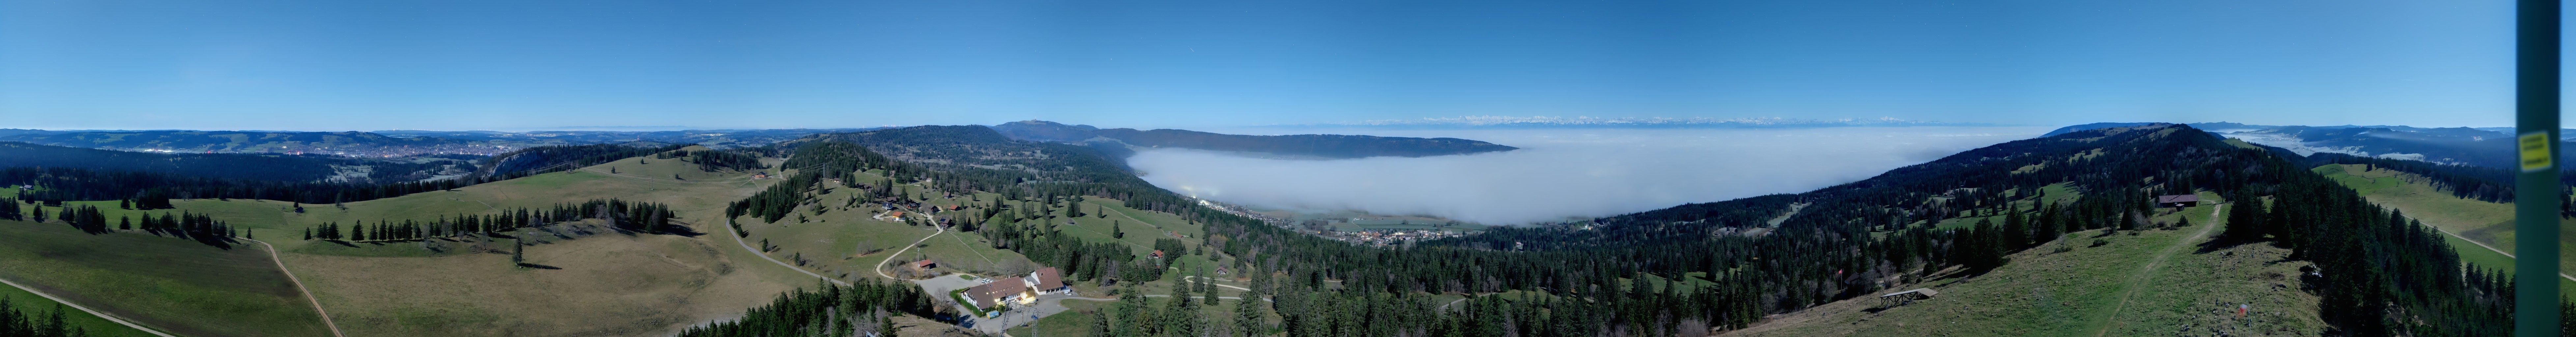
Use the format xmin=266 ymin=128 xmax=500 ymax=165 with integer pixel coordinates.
xmin=1030 ymin=267 xmax=1069 ymax=295
xmin=2154 ymin=194 xmax=2201 ymax=209
xmin=964 ymin=269 xmax=1071 ymax=310
xmin=964 ymin=276 xmax=1031 ymax=310
xmin=1150 ymin=250 xmax=1165 ymax=259
xmin=912 ymin=259 xmax=938 ymax=270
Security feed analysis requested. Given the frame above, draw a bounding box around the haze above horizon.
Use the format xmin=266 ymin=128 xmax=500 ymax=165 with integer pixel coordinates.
xmin=0 ymin=0 xmax=2539 ymax=131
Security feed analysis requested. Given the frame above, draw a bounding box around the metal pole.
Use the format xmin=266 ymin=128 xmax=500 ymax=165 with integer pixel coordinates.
xmin=2517 ymin=0 xmax=2562 ymax=335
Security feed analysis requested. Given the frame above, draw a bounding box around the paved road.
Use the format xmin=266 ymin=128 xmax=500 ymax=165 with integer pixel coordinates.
xmin=874 ymin=220 xmax=947 ymax=280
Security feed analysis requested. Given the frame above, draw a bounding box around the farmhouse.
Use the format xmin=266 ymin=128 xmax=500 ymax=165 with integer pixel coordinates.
xmin=962 ymin=268 xmax=1073 ymax=310
xmin=964 ymin=277 xmax=1031 ymax=310
xmin=1030 ymin=267 xmax=1068 ymax=295
xmin=2154 ymin=194 xmax=2200 ymax=209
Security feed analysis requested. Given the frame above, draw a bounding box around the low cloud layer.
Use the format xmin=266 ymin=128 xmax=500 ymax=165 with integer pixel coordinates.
xmin=1128 ymin=126 xmax=2053 ymax=224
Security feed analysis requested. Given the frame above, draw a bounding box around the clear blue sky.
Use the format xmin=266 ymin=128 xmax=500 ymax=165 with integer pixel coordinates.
xmin=0 ymin=0 xmax=2538 ymax=131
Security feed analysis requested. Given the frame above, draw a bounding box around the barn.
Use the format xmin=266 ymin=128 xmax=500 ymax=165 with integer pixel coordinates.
xmin=2154 ymin=194 xmax=2201 ymax=209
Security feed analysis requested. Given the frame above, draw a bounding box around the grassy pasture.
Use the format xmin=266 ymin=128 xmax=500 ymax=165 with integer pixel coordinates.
xmin=2310 ymin=164 xmax=2576 ymax=298
xmin=0 ymin=220 xmax=334 ymax=337
xmin=0 ymin=273 xmax=157 ymax=337
xmin=1730 ymin=195 xmax=2329 ymax=337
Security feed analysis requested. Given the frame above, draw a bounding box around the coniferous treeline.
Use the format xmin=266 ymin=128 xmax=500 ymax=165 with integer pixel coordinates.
xmin=0 ymin=166 xmax=490 ymax=206
xmin=303 ymin=198 xmax=685 ymax=242
xmin=137 ymin=212 xmax=237 ymax=248
xmin=9 ymin=199 xmax=239 ymax=248
xmin=42 ymin=205 xmax=108 ymax=234
xmin=657 ymin=149 xmax=768 ymax=172
xmin=674 ymin=281 xmax=934 ymax=337
xmin=977 ymin=216 xmax=1164 ymax=283
xmin=0 ymin=298 xmax=86 ymax=337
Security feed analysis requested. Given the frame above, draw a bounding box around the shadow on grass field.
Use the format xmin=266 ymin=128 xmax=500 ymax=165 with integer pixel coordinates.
xmin=0 ymin=220 xmax=334 ymax=337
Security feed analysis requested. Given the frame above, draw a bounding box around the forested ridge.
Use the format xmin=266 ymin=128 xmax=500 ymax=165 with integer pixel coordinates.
xmin=0 ymin=141 xmax=497 ymax=206
xmin=694 ymin=123 xmax=2573 ymax=337
xmin=730 ymin=126 xmax=1220 ymax=225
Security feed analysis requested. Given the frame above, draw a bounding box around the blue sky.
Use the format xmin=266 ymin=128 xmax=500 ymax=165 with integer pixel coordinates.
xmin=0 ymin=0 xmax=2534 ymax=131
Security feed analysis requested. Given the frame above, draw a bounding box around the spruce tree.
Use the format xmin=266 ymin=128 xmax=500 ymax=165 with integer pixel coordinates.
xmin=1093 ymin=309 xmax=1114 ymax=337
xmin=2002 ymin=203 xmax=2029 ymax=249
xmin=1234 ymin=289 xmax=1266 ymax=337
xmin=513 ymin=237 xmax=527 ymax=267
xmin=2221 ymin=191 xmax=2258 ymax=240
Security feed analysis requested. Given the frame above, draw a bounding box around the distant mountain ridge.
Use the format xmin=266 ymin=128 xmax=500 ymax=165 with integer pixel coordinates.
xmin=0 ymin=130 xmax=495 ymax=155
xmin=0 ymin=128 xmax=878 ymax=157
xmin=987 ymin=120 xmax=1518 ymax=159
xmin=1296 ymin=116 xmax=1998 ymax=128
xmin=2047 ymin=121 xmax=2575 ymax=170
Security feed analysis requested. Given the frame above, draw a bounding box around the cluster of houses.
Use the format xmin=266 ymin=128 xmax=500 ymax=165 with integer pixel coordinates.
xmin=1193 ymin=198 xmax=1285 ymax=225
xmin=1325 ymin=229 xmax=1459 ymax=246
xmin=962 ymin=267 xmax=1069 ymax=312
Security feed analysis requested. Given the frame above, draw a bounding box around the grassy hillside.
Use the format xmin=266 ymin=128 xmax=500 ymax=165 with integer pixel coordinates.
xmin=737 ymin=163 xmax=1229 ymax=282
xmin=261 ymin=155 xmax=817 ymax=337
xmin=2310 ymin=164 xmax=2576 ymax=297
xmin=0 ymin=220 xmax=334 ymax=337
xmin=1728 ymin=194 xmax=2331 ymax=337
xmin=4 ymin=151 xmax=824 ymax=337
xmin=277 ymin=229 xmax=796 ymax=337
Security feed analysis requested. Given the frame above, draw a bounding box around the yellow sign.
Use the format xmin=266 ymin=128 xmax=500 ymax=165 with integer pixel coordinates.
xmin=2521 ymin=131 xmax=2553 ymax=172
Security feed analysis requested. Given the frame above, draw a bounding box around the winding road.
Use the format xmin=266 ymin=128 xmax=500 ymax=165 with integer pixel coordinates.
xmin=874 ymin=220 xmax=948 ymax=280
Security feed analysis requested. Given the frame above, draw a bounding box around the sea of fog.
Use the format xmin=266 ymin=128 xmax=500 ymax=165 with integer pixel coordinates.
xmin=1125 ymin=126 xmax=2056 ymax=224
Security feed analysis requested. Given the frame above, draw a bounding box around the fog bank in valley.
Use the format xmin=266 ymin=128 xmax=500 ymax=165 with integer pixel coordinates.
xmin=1127 ymin=127 xmax=2053 ymax=224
